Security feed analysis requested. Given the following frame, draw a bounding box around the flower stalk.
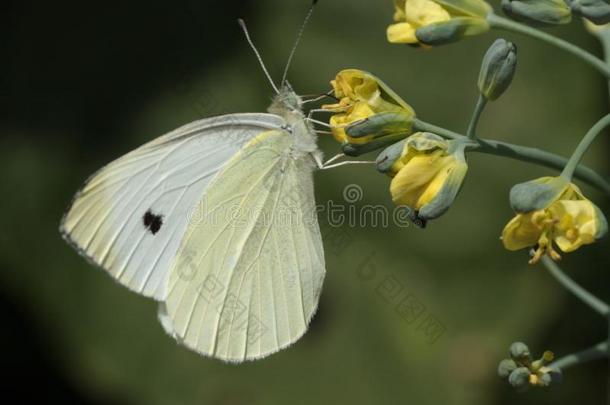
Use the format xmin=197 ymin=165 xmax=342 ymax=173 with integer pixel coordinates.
xmin=561 ymin=113 xmax=610 ymax=181
xmin=550 ymin=341 xmax=608 ymax=370
xmin=466 ymin=94 xmax=487 ymax=140
xmin=487 ymin=13 xmax=610 ymax=78
xmin=412 ymin=118 xmax=610 ymax=195
xmin=541 ymin=256 xmax=609 ymax=316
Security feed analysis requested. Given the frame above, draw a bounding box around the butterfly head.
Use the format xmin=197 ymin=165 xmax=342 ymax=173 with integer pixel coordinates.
xmin=268 ymin=82 xmax=304 ymax=116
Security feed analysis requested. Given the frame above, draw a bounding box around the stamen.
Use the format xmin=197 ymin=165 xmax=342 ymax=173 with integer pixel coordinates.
xmin=566 ymin=228 xmax=579 ymax=241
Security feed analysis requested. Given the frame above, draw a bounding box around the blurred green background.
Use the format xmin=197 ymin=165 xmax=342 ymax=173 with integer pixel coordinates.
xmin=1 ymin=0 xmax=609 ymax=404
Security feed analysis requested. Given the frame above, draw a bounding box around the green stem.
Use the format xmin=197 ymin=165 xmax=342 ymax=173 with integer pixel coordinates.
xmin=487 ymin=13 xmax=610 ymax=79
xmin=590 ymin=28 xmax=610 ymax=100
xmin=551 ymin=341 xmax=608 ymax=370
xmin=541 ymin=256 xmax=609 ymax=316
xmin=467 ymin=94 xmax=487 ymax=140
xmin=561 ymin=113 xmax=610 ymax=180
xmin=593 ymin=28 xmax=610 ymax=395
xmin=412 ymin=119 xmax=610 ymax=195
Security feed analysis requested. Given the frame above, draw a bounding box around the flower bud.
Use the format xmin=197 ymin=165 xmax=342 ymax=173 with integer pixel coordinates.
xmin=380 ymin=133 xmax=469 ymax=223
xmin=502 ymin=0 xmax=572 ymax=26
xmin=343 ymin=133 xmax=410 ymax=157
xmin=376 ymin=139 xmax=407 ymax=174
xmin=499 ymin=342 xmax=563 ymax=390
xmin=478 ymin=39 xmax=517 ymax=101
xmin=542 ymin=367 xmax=563 ymax=386
xmin=568 ymin=0 xmax=610 ymax=24
xmin=508 ymin=367 xmax=531 ymax=389
xmin=509 ymin=176 xmax=569 ymax=213
xmin=415 ymin=17 xmax=490 ymax=46
xmin=498 ymin=359 xmax=518 ymax=378
xmin=509 ymin=341 xmax=531 ymax=361
xmin=345 ymin=112 xmax=414 ymax=139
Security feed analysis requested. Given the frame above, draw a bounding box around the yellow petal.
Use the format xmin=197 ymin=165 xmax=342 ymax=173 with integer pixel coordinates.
xmin=418 ymin=155 xmax=468 ymax=219
xmin=390 ymin=149 xmax=449 ymax=208
xmin=387 ymin=22 xmax=419 ymax=43
xmin=550 ymin=200 xmax=598 ymax=252
xmin=415 ymin=155 xmax=456 ymax=207
xmin=561 ymin=182 xmax=586 ymax=200
xmin=501 ymin=212 xmax=542 ymax=251
xmin=405 ymin=0 xmax=451 ymax=27
xmin=394 ymin=0 xmax=407 ymax=21
xmin=329 ymin=103 xmax=377 ymax=144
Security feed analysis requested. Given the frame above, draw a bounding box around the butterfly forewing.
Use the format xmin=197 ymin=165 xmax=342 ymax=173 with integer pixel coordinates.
xmin=60 ymin=113 xmax=285 ymax=300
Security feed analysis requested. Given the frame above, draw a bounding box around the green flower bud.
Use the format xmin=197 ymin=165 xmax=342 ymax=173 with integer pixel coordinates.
xmin=478 ymin=39 xmax=517 ymax=101
xmin=568 ymin=0 xmax=610 ymax=24
xmin=543 ymin=367 xmax=563 ymax=385
xmin=376 ymin=139 xmax=407 ymax=174
xmin=499 ymin=343 xmax=563 ymax=390
xmin=508 ymin=367 xmax=532 ymax=389
xmin=342 ymin=133 xmax=409 ymax=157
xmin=539 ymin=372 xmax=553 ymax=386
xmin=502 ymin=0 xmax=572 ymax=26
xmin=415 ymin=17 xmax=490 ymax=46
xmin=509 ymin=342 xmax=531 ymax=362
xmin=345 ymin=111 xmax=414 ymax=139
xmin=509 ymin=176 xmax=570 ymax=213
xmin=498 ymin=359 xmax=518 ymax=378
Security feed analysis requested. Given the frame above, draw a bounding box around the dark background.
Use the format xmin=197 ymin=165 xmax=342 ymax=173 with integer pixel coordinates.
xmin=1 ymin=0 xmax=609 ymax=404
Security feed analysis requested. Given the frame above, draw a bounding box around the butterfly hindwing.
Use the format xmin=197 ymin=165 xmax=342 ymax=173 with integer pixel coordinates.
xmin=164 ymin=129 xmax=326 ymax=362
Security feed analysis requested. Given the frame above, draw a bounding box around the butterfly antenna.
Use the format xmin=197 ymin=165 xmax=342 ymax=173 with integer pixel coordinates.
xmin=281 ymin=0 xmax=318 ymax=86
xmin=238 ymin=19 xmax=280 ymax=95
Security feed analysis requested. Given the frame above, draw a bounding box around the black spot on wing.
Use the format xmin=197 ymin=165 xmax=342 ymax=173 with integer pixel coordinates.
xmin=143 ymin=210 xmax=163 ymax=235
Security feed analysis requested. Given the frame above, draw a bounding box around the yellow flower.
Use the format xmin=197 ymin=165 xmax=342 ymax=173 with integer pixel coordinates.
xmin=324 ymin=69 xmax=415 ymax=145
xmin=502 ymin=176 xmax=607 ymax=264
xmin=384 ymin=132 xmax=468 ymax=224
xmin=387 ymin=0 xmax=491 ymax=45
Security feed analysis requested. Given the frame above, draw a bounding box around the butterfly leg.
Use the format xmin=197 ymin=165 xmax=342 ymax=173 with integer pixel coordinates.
xmin=306 ymin=108 xmax=332 ymax=118
xmin=312 ymin=152 xmax=325 ymax=170
xmin=323 ymin=153 xmax=345 ymax=166
xmin=300 ymin=90 xmax=336 ymax=105
xmin=306 ymin=118 xmax=332 ymax=129
xmin=320 ymin=160 xmax=376 ymax=170
xmin=316 ymin=153 xmax=375 ymax=170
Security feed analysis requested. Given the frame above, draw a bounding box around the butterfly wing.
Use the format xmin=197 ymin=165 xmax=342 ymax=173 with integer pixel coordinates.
xmin=164 ymin=129 xmax=326 ymax=362
xmin=60 ymin=113 xmax=285 ymax=301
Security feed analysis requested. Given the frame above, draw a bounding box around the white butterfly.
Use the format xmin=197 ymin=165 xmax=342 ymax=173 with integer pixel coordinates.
xmin=60 ymin=13 xmax=339 ymax=362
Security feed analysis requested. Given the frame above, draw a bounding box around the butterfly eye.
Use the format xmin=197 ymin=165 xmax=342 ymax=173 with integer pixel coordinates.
xmin=143 ymin=210 xmax=164 ymax=235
